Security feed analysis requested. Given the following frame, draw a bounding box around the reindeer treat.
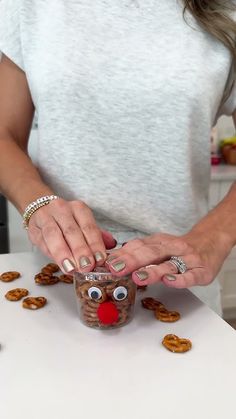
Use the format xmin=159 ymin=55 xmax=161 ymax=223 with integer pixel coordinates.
xmin=74 ymin=267 xmax=136 ymax=329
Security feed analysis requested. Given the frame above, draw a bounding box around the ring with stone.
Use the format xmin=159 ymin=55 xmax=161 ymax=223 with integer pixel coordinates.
xmin=169 ymin=256 xmax=188 ymax=274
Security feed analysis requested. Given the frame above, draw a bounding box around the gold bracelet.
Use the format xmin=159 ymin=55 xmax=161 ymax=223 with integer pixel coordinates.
xmin=22 ymin=195 xmax=59 ymax=229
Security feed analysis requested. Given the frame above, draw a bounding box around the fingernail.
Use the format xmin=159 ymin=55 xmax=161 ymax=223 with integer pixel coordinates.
xmin=165 ymin=274 xmax=176 ymax=281
xmin=62 ymin=258 xmax=75 ymax=273
xmin=135 ymin=271 xmax=149 ymax=281
xmin=94 ymin=251 xmax=104 ymax=262
xmin=122 ymin=242 xmax=127 ymax=247
xmin=106 ymin=255 xmax=117 ymax=264
xmin=110 ymin=261 xmax=126 ymax=272
xmin=79 ymin=256 xmax=92 ymax=269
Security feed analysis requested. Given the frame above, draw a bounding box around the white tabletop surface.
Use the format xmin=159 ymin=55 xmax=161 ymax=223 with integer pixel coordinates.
xmin=0 ymin=252 xmax=236 ymax=419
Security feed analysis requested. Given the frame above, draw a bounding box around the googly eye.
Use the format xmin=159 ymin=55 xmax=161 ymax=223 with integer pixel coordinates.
xmin=113 ymin=286 xmax=128 ymax=301
xmin=88 ymin=286 xmax=103 ymax=300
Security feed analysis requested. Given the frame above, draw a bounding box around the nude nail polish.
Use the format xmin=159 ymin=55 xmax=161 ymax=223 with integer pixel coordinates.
xmin=110 ymin=261 xmax=126 ymax=272
xmin=135 ymin=271 xmax=148 ymax=281
xmin=165 ymin=274 xmax=176 ymax=281
xmin=79 ymin=256 xmax=91 ymax=269
xmin=62 ymin=258 xmax=75 ymax=273
xmin=94 ymin=252 xmax=103 ymax=262
xmin=106 ymin=255 xmax=117 ymax=264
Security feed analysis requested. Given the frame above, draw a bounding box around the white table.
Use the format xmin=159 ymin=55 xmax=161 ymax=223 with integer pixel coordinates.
xmin=0 ymin=252 xmax=236 ymax=419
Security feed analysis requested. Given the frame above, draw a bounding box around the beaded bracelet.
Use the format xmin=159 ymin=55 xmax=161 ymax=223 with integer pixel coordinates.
xmin=22 ymin=195 xmax=59 ymax=229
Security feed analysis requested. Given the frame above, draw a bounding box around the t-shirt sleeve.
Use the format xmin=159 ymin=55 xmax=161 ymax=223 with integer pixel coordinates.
xmin=0 ymin=0 xmax=24 ymax=70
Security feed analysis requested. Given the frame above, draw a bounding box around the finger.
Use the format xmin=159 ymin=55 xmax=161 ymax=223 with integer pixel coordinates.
xmin=162 ymin=267 xmax=210 ymax=288
xmin=32 ymin=210 xmax=78 ymax=273
xmin=28 ymin=224 xmax=53 ymax=260
xmin=39 ymin=199 xmax=104 ymax=272
xmin=72 ymin=201 xmax=108 ymax=266
xmin=32 ymin=200 xmax=107 ymax=272
xmin=106 ymin=234 xmax=179 ymax=260
xmin=132 ymin=254 xmax=204 ymax=285
xmin=132 ymin=263 xmax=177 ymax=286
xmin=101 ymin=230 xmax=117 ymax=249
xmin=34 ymin=238 xmax=53 ymax=260
xmin=52 ymin=210 xmax=98 ymax=271
xmin=106 ymin=237 xmax=191 ymax=277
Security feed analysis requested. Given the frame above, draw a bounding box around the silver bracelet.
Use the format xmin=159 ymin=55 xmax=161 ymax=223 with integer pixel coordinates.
xmin=22 ymin=195 xmax=59 ymax=229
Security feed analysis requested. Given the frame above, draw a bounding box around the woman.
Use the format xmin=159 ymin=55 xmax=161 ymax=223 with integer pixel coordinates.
xmin=0 ymin=0 xmax=236 ymax=315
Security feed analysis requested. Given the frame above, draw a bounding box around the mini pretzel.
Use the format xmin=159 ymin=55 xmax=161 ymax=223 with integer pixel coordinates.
xmin=105 ymin=280 xmax=117 ymax=288
xmin=22 ymin=297 xmax=47 ymax=310
xmin=0 ymin=271 xmax=21 ymax=282
xmin=155 ymin=307 xmax=180 ymax=322
xmin=86 ymin=299 xmax=100 ymax=309
xmin=45 ymin=263 xmax=59 ymax=273
xmin=115 ymin=299 xmax=130 ymax=309
xmin=76 ymin=281 xmax=92 ymax=299
xmin=127 ymin=283 xmax=136 ymax=304
xmin=87 ymin=323 xmax=99 ymax=327
xmin=83 ymin=309 xmax=97 ymax=317
xmin=83 ymin=301 xmax=98 ymax=314
xmin=162 ymin=334 xmax=192 ymax=353
xmin=41 ymin=263 xmax=59 ymax=275
xmin=41 ymin=267 xmax=55 ymax=275
xmin=5 ymin=288 xmax=29 ymax=301
xmin=83 ymin=306 xmax=97 ymax=318
xmin=35 ymin=273 xmax=50 ymax=280
xmin=82 ymin=303 xmax=99 ymax=324
xmin=105 ymin=282 xmax=117 ymax=292
xmin=141 ymin=297 xmax=164 ymax=311
xmin=59 ymin=274 xmax=73 ymax=284
xmin=35 ymin=273 xmax=59 ymax=285
xmin=117 ymin=307 xmax=129 ymax=325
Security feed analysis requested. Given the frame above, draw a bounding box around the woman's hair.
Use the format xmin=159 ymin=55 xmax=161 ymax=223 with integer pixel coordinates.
xmin=183 ymin=1 xmax=236 ymax=61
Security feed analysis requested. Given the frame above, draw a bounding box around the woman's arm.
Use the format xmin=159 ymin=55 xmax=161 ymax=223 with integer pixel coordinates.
xmin=0 ymin=55 xmax=116 ymax=271
xmin=0 ymin=55 xmax=54 ymax=211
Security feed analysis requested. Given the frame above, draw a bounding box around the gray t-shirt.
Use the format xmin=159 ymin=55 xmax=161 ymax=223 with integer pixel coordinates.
xmin=1 ymin=0 xmax=235 ymax=314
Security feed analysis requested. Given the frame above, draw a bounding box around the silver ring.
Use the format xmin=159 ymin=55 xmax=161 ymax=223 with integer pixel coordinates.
xmin=169 ymin=256 xmax=188 ymax=274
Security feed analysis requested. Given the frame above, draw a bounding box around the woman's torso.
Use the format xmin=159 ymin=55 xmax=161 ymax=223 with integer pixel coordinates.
xmin=17 ymin=0 xmax=232 ymax=236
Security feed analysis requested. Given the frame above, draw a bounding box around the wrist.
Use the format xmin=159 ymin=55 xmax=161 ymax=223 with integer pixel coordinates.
xmin=187 ymin=224 xmax=233 ymax=256
xmin=217 ymin=183 xmax=236 ymax=248
xmin=188 ymin=201 xmax=236 ymax=252
xmin=22 ymin=195 xmax=59 ymax=229
xmin=13 ymin=182 xmax=55 ymax=214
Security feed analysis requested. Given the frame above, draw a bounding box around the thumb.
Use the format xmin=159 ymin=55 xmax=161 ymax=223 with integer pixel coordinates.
xmin=101 ymin=230 xmax=117 ymax=249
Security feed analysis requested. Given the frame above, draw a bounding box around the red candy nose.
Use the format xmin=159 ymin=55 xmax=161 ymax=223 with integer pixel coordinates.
xmin=97 ymin=302 xmax=119 ymax=325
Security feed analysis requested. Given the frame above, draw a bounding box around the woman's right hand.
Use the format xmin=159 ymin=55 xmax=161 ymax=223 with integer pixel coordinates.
xmin=27 ymin=198 xmax=117 ymax=273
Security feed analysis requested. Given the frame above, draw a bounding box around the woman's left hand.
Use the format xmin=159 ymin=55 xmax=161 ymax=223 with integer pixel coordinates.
xmin=105 ymin=229 xmax=232 ymax=288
